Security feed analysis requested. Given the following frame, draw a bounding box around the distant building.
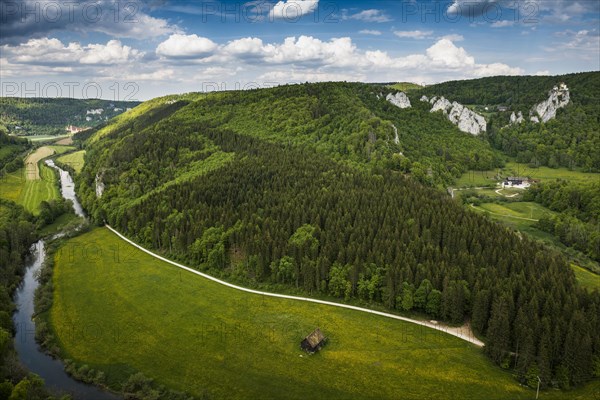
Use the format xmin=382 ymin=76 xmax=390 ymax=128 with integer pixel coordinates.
xmin=301 ymin=328 xmax=327 ymax=353
xmin=502 ymin=176 xmax=533 ymax=189
xmin=497 ymin=106 xmax=509 ymax=112
xmin=66 ymin=125 xmax=88 ymax=134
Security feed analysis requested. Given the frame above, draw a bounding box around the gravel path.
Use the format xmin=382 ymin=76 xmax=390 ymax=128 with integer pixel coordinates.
xmin=106 ymin=225 xmax=485 ymax=347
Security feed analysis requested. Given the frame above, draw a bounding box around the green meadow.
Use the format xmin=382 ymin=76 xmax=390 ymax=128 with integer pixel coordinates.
xmin=475 ymin=202 xmax=553 ymax=221
xmin=388 ymin=82 xmax=424 ymax=91
xmin=0 ymin=163 xmax=59 ymax=214
xmin=571 ymin=264 xmax=600 ymax=292
xmin=47 ymin=228 xmax=599 ymax=399
xmin=47 ymin=145 xmax=76 ymax=155
xmin=22 ymin=134 xmax=70 ymax=143
xmin=456 ymin=162 xmax=599 ymax=188
xmin=56 ymin=150 xmax=86 ymax=174
xmin=470 ymin=202 xmax=599 ymax=287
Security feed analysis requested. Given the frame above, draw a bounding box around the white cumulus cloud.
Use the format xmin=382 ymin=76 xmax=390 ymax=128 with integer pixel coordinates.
xmin=269 ymin=0 xmax=319 ymax=20
xmin=359 ymin=30 xmax=383 ymax=36
xmin=156 ymin=34 xmax=218 ymax=59
xmin=491 ymin=20 xmax=515 ymax=28
xmin=2 ymin=37 xmax=142 ymax=66
xmin=344 ymin=9 xmax=392 ymax=23
xmin=394 ymin=30 xmax=434 ymax=40
xmin=439 ymin=34 xmax=465 ymax=42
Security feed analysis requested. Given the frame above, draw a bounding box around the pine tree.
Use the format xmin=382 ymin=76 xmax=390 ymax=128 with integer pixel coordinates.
xmin=486 ymin=296 xmax=511 ymax=365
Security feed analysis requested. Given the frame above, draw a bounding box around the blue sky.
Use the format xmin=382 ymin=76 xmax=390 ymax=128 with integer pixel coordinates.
xmin=1 ymin=0 xmax=598 ymax=99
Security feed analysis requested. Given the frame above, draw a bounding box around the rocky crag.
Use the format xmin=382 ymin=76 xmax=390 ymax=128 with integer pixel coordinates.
xmin=421 ymin=95 xmax=487 ymax=135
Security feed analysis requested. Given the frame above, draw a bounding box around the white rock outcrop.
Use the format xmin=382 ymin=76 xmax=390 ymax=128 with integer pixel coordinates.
xmin=390 ymin=123 xmax=399 ymax=144
xmin=95 ymin=173 xmax=105 ymax=198
xmin=420 ymin=95 xmax=429 ymax=102
xmin=510 ymin=111 xmax=524 ymax=125
xmin=386 ymin=92 xmax=412 ymax=109
xmin=430 ymin=97 xmax=452 ymax=113
xmin=530 ymin=83 xmax=570 ymax=123
xmin=429 ymin=97 xmax=487 ymax=135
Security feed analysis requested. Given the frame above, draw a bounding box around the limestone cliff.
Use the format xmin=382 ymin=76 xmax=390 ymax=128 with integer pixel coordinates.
xmin=429 ymin=97 xmax=487 ymax=135
xmin=386 ymin=92 xmax=412 ymax=109
xmin=530 ymin=83 xmax=570 ymax=123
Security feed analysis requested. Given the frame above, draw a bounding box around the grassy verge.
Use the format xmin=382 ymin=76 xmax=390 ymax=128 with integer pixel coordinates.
xmin=43 ymin=227 xmax=598 ymax=399
xmin=38 ymin=212 xmax=83 ymax=237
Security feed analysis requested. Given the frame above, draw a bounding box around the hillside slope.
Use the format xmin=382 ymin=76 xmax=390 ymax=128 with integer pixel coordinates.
xmin=419 ymin=71 xmax=600 ymax=170
xmin=79 ymin=82 xmax=600 ymax=391
xmin=0 ymin=97 xmax=140 ymax=136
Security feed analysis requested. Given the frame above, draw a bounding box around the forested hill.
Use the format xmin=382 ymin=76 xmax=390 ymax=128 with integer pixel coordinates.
xmin=419 ymin=71 xmax=600 ymax=171
xmin=79 ymin=81 xmax=600 ymax=391
xmin=418 ymin=71 xmax=599 ymax=110
xmin=0 ymin=98 xmax=140 ymax=136
xmin=86 ymin=83 xmax=503 ymax=185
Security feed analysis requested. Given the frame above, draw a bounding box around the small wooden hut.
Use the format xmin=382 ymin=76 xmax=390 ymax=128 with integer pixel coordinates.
xmin=301 ymin=328 xmax=326 ymax=353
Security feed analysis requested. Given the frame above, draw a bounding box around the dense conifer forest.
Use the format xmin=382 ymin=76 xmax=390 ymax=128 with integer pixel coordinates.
xmin=78 ymin=80 xmax=600 ymax=389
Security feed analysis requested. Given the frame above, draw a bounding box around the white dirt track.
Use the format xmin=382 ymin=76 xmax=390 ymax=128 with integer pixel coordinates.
xmin=106 ymin=225 xmax=485 ymax=347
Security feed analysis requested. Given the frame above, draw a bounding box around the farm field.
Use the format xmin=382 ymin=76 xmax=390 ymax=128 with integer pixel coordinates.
xmin=0 ymin=164 xmax=59 ymax=214
xmin=54 ymin=136 xmax=74 ymax=145
xmin=25 ymin=146 xmax=55 ymax=180
xmin=56 ymin=150 xmax=86 ymax=174
xmin=21 ymin=134 xmax=70 ymax=142
xmin=47 ymin=228 xmax=599 ymax=400
xmin=47 ymin=145 xmax=76 ymax=155
xmin=456 ymin=162 xmax=599 ymax=188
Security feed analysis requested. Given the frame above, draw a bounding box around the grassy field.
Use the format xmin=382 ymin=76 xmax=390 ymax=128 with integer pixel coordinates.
xmin=0 ymin=144 xmax=23 ymax=160
xmin=25 ymin=146 xmax=55 ymax=180
xmin=456 ymin=162 xmax=599 ymax=188
xmin=21 ymin=134 xmax=70 ymax=143
xmin=470 ymin=203 xmax=599 ymax=286
xmin=475 ymin=202 xmax=553 ymax=221
xmin=0 ymin=146 xmax=62 ymax=213
xmin=571 ymin=265 xmax=600 ymax=292
xmin=0 ymin=163 xmax=59 ymax=214
xmin=56 ymin=150 xmax=85 ymax=174
xmin=54 ymin=136 xmax=74 ymax=145
xmin=47 ymin=145 xmax=76 ymax=155
xmin=47 ymin=228 xmax=599 ymax=399
xmin=39 ymin=212 xmax=83 ymax=236
xmin=388 ymin=82 xmax=424 ymax=91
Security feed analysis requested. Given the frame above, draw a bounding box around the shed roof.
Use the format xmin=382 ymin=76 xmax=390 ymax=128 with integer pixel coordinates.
xmin=304 ymin=328 xmax=325 ymax=348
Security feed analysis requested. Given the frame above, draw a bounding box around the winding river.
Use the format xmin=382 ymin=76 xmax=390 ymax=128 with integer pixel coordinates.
xmin=12 ymin=160 xmax=119 ymax=399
